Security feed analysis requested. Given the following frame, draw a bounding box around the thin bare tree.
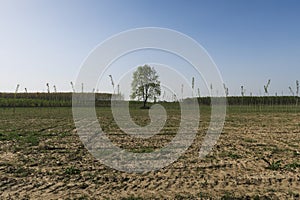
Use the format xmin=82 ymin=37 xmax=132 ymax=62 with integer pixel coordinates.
xmin=46 ymin=83 xmax=50 ymax=93
xmin=15 ymin=84 xmax=20 ymax=94
xmin=109 ymin=75 xmax=115 ymax=94
xmin=70 ymin=82 xmax=75 ymax=93
xmin=296 ymin=80 xmax=299 ymax=97
xmin=13 ymin=84 xmax=20 ymax=113
xmin=264 ymin=79 xmax=271 ymax=96
xmin=296 ymin=80 xmax=299 ymax=106
xmin=241 ymin=85 xmax=245 ymax=97
xmin=191 ymin=77 xmax=195 ymax=97
xmin=289 ymin=86 xmax=294 ymax=96
xmin=223 ymin=83 xmax=229 ymax=97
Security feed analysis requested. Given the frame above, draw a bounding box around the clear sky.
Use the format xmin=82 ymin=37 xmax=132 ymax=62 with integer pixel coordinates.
xmin=0 ymin=0 xmax=300 ymax=97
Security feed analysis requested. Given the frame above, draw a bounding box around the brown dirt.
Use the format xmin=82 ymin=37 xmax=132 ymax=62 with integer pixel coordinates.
xmin=0 ymin=107 xmax=299 ymax=199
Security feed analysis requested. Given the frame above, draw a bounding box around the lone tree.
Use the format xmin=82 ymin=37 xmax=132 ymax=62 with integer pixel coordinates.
xmin=130 ymin=64 xmax=161 ymax=108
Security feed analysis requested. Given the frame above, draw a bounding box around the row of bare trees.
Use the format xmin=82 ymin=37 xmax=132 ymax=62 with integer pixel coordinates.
xmin=186 ymin=78 xmax=299 ymax=98
xmin=7 ymin=78 xmax=300 ymax=101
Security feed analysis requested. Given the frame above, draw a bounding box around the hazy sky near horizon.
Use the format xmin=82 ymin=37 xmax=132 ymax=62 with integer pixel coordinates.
xmin=0 ymin=0 xmax=300 ymax=97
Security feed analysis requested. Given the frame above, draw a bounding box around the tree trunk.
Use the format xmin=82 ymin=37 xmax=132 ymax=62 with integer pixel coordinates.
xmin=142 ymin=85 xmax=149 ymax=109
xmin=143 ymin=96 xmax=148 ymax=108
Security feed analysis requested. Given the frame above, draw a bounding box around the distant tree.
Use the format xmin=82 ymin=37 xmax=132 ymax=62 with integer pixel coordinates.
xmin=13 ymin=84 xmax=20 ymax=113
xmin=197 ymin=88 xmax=201 ymax=98
xmin=264 ymin=79 xmax=271 ymax=96
xmin=130 ymin=64 xmax=161 ymax=108
xmin=15 ymin=84 xmax=20 ymax=94
xmin=191 ymin=77 xmax=195 ymax=97
xmin=223 ymin=83 xmax=229 ymax=97
xmin=296 ymin=80 xmax=299 ymax=106
xmin=289 ymin=86 xmax=294 ymax=96
xmin=46 ymin=83 xmax=50 ymax=93
xmin=70 ymin=82 xmax=75 ymax=93
xmin=109 ymin=75 xmax=115 ymax=94
xmin=296 ymin=80 xmax=299 ymax=97
xmin=241 ymin=85 xmax=245 ymax=97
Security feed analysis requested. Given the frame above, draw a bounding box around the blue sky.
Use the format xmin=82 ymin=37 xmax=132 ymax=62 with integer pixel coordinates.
xmin=0 ymin=0 xmax=300 ymax=97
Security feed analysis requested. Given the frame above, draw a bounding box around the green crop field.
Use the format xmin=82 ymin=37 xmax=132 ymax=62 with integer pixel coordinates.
xmin=0 ymin=103 xmax=299 ymax=199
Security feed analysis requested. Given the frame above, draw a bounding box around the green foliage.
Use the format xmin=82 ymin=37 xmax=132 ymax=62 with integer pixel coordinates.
xmin=64 ymin=166 xmax=81 ymax=175
xmin=284 ymin=162 xmax=300 ymax=170
xmin=0 ymin=92 xmax=113 ymax=107
xmin=130 ymin=65 xmax=161 ymax=107
xmin=0 ymin=131 xmax=20 ymax=141
xmin=263 ymin=158 xmax=282 ymax=170
xmin=219 ymin=151 xmax=242 ymax=159
xmin=267 ymin=160 xmax=281 ymax=170
xmin=0 ymin=131 xmax=39 ymax=146
xmin=15 ymin=167 xmax=31 ymax=177
xmin=24 ymin=134 xmax=39 ymax=146
xmin=0 ymin=92 xmax=300 ymax=108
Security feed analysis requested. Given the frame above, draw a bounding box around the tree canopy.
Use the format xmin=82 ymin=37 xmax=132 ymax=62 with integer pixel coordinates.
xmin=130 ymin=64 xmax=161 ymax=108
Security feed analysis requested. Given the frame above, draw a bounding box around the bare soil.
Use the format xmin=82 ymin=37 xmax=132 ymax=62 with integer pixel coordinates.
xmin=0 ymin=107 xmax=299 ymax=199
